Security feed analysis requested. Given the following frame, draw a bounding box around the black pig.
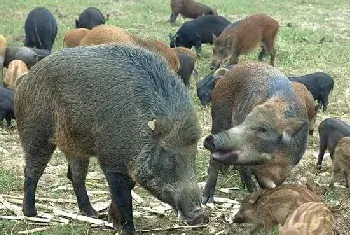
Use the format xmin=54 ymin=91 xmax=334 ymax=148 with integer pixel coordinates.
xmin=76 ymin=7 xmax=108 ymax=29
xmin=169 ymin=15 xmax=231 ymax=54
xmin=317 ymin=118 xmax=350 ymax=170
xmin=0 ymin=86 xmax=15 ymax=127
xmin=288 ymin=72 xmax=334 ymax=112
xmin=24 ymin=7 xmax=57 ymax=51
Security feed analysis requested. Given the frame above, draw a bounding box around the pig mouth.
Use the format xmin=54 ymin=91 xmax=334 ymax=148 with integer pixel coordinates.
xmin=211 ymin=148 xmax=243 ymax=165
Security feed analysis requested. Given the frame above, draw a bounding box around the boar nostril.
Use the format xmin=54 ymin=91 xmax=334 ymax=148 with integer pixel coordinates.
xmin=204 ymin=135 xmax=216 ymax=152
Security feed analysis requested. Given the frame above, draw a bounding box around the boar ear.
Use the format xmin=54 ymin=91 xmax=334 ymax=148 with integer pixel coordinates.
xmin=282 ymin=118 xmax=308 ymax=143
xmin=225 ymin=37 xmax=233 ymax=47
xmin=214 ymin=68 xmax=229 ymax=80
xmin=148 ymin=119 xmax=171 ymax=139
xmin=212 ymin=34 xmax=217 ymax=42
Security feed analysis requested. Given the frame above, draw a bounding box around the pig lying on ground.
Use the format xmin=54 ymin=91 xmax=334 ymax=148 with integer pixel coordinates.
xmin=4 ymin=60 xmax=29 ymax=89
xmin=233 ymin=184 xmax=321 ymax=235
xmin=279 ymin=202 xmax=337 ymax=235
xmin=202 ymin=62 xmax=308 ymax=203
xmin=210 ymin=13 xmax=279 ymax=70
xmin=291 ymin=82 xmax=319 ymax=135
xmin=317 ymin=118 xmax=350 ymax=170
xmin=76 ymin=7 xmax=109 ymax=29
xmin=330 ymin=137 xmax=350 ymax=188
xmin=80 ymin=25 xmax=180 ymax=73
xmin=0 ymin=86 xmax=15 ymax=127
xmin=170 ymin=0 xmax=217 ymax=23
xmin=24 ymin=7 xmax=57 ymax=51
xmin=196 ymin=65 xmax=233 ymax=106
xmin=169 ymin=15 xmax=231 ymax=54
xmin=15 ymin=44 xmax=206 ymax=233
xmin=4 ymin=46 xmax=51 ymax=69
xmin=63 ymin=28 xmax=90 ymax=48
xmin=172 ymin=47 xmax=197 ymax=86
xmin=288 ymin=72 xmax=334 ymax=112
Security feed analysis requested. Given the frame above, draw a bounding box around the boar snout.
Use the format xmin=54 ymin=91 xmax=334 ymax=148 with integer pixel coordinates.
xmin=204 ymin=134 xmax=242 ymax=165
xmin=232 ymin=213 xmax=246 ymax=223
xmin=185 ymin=207 xmax=208 ymax=225
xmin=210 ymin=63 xmax=218 ymax=71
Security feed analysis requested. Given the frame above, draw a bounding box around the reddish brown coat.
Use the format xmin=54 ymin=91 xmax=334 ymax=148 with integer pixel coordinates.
xmin=63 ymin=28 xmax=90 ymax=48
xmin=170 ymin=0 xmax=217 ymax=23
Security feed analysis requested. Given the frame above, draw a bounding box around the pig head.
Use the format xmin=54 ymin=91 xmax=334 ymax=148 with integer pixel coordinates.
xmin=204 ymin=97 xmax=307 ymax=165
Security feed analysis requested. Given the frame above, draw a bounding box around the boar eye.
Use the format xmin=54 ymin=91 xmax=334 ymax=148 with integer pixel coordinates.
xmin=257 ymin=126 xmax=268 ymax=133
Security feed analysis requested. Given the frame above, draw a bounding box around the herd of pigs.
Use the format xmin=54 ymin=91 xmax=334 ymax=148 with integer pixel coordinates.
xmin=0 ymin=0 xmax=348 ymax=234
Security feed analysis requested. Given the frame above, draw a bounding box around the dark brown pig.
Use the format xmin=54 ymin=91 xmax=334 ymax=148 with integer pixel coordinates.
xmin=279 ymin=202 xmax=337 ymax=235
xmin=202 ymin=62 xmax=308 ymax=204
xmin=233 ymin=184 xmax=321 ymax=234
xmin=210 ymin=14 xmax=279 ymax=70
xmin=330 ymin=137 xmax=350 ymax=188
xmin=170 ymin=0 xmax=217 ymax=23
xmin=292 ymin=82 xmax=319 ymax=135
xmin=15 ymin=44 xmax=206 ymax=233
xmin=317 ymin=118 xmax=350 ymax=170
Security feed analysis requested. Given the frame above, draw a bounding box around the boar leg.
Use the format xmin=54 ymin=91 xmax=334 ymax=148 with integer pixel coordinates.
xmin=317 ymin=135 xmax=327 ymax=169
xmin=202 ymin=158 xmax=221 ymax=204
xmin=320 ymin=93 xmax=329 ymax=112
xmin=329 ymin=162 xmax=340 ymax=188
xmin=194 ymin=34 xmax=202 ymax=54
xmin=5 ymin=117 xmax=12 ymax=128
xmin=240 ymin=166 xmax=257 ymax=192
xmin=228 ymin=52 xmax=239 ymax=65
xmin=65 ymin=154 xmax=97 ymax=217
xmin=263 ymin=41 xmax=276 ymax=67
xmin=105 ymin=172 xmax=135 ymax=233
xmin=23 ymin=142 xmax=56 ymax=216
xmin=170 ymin=13 xmax=178 ymax=23
xmin=258 ymin=47 xmax=266 ymax=62
xmin=345 ymin=171 xmax=350 ymax=188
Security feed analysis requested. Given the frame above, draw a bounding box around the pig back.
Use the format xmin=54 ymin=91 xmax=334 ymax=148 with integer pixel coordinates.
xmin=15 ymin=44 xmax=198 ymax=174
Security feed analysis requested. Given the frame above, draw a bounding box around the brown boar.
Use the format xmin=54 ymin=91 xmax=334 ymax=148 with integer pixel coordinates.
xmin=233 ymin=184 xmax=321 ymax=234
xmin=15 ymin=44 xmax=206 ymax=233
xmin=79 ymin=25 xmax=180 ymax=72
xmin=330 ymin=137 xmax=350 ymax=188
xmin=63 ymin=28 xmax=90 ymax=48
xmin=202 ymin=62 xmax=308 ymax=204
xmin=292 ymin=82 xmax=319 ymax=135
xmin=3 ymin=60 xmax=29 ymax=90
xmin=170 ymin=0 xmax=217 ymax=23
xmin=210 ymin=14 xmax=279 ymax=70
xmin=172 ymin=47 xmax=197 ymax=86
xmin=279 ymin=202 xmax=337 ymax=235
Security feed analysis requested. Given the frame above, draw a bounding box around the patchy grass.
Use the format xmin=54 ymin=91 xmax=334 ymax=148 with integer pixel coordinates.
xmin=1 ymin=0 xmax=350 ymax=234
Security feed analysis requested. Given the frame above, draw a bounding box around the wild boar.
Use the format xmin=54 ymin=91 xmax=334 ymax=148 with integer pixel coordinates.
xmin=4 ymin=46 xmax=51 ymax=69
xmin=330 ymin=137 xmax=350 ymax=188
xmin=233 ymin=184 xmax=321 ymax=234
xmin=15 ymin=44 xmax=206 ymax=232
xmin=79 ymin=25 xmax=180 ymax=73
xmin=288 ymin=72 xmax=334 ymax=112
xmin=169 ymin=15 xmax=231 ymax=54
xmin=170 ymin=0 xmax=217 ymax=23
xmin=172 ymin=47 xmax=197 ymax=86
xmin=3 ymin=60 xmax=29 ymax=90
xmin=291 ymin=82 xmax=319 ymax=135
xmin=196 ymin=65 xmax=233 ymax=106
xmin=0 ymin=86 xmax=15 ymax=127
xmin=75 ymin=7 xmax=108 ymax=29
xmin=317 ymin=118 xmax=350 ymax=170
xmin=210 ymin=13 xmax=279 ymax=70
xmin=279 ymin=202 xmax=336 ymax=235
xmin=24 ymin=7 xmax=57 ymax=51
xmin=202 ymin=62 xmax=308 ymax=204
xmin=63 ymin=28 xmax=90 ymax=48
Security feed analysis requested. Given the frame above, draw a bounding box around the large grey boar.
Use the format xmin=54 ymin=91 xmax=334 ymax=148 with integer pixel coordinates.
xmin=202 ymin=62 xmax=308 ymax=204
xmin=15 ymin=44 xmax=206 ymax=233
